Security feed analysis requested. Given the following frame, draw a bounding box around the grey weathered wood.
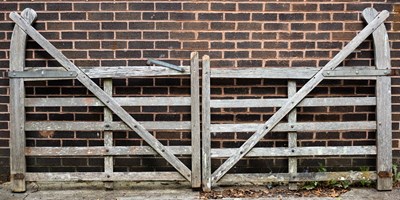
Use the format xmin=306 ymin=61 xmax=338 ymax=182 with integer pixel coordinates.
xmin=217 ymin=171 xmax=377 ymax=185
xmin=210 ymin=97 xmax=376 ymax=108
xmin=363 ymin=7 xmax=393 ymax=191
xmin=9 ymin=8 xmax=37 ymax=193
xmin=210 ymin=10 xmax=390 ymax=183
xmin=287 ymin=81 xmax=297 ymax=190
xmin=210 ymin=121 xmax=376 ymax=133
xmin=210 ymin=66 xmax=377 ymax=79
xmin=24 ymin=66 xmax=190 ymax=78
xmin=190 ymin=52 xmax=201 ymax=188
xmin=10 ymin=12 xmax=191 ymax=181
xmin=25 ymin=121 xmax=191 ymax=131
xmin=25 ymin=97 xmax=191 ymax=107
xmin=25 ymin=172 xmax=186 ymax=182
xmin=8 ymin=70 xmax=77 ymax=78
xmin=25 ymin=146 xmax=192 ymax=156
xmin=322 ymin=69 xmax=389 ymax=77
xmin=210 ymin=146 xmax=376 ymax=158
xmin=202 ymin=55 xmax=212 ymax=191
xmin=103 ymin=79 xmax=113 ymax=189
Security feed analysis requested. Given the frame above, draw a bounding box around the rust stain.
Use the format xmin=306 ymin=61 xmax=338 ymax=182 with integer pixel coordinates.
xmin=83 ymin=98 xmax=95 ymax=105
xmin=39 ymin=130 xmax=54 ymax=138
xmin=393 ymin=5 xmax=400 ymax=31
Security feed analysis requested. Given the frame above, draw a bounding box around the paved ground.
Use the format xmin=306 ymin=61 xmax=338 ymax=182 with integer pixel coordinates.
xmin=1 ymin=182 xmax=400 ymax=200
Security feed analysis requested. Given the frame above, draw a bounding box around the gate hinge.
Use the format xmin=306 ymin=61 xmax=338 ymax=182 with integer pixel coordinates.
xmin=11 ymin=173 xmax=25 ymax=180
xmin=377 ymin=171 xmax=392 ymax=178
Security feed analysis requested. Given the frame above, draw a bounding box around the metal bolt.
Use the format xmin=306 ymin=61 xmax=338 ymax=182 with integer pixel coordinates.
xmin=355 ymin=70 xmax=359 ymax=74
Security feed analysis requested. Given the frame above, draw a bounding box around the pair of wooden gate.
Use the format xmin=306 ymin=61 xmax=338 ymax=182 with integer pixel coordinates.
xmin=9 ymin=8 xmax=392 ymax=192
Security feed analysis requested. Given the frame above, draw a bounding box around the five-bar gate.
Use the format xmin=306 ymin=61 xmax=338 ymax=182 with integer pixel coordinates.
xmin=9 ymin=8 xmax=200 ymax=192
xmin=201 ymin=7 xmax=392 ymax=191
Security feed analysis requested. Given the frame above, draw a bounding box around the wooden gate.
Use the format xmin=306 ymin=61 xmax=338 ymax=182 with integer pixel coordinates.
xmin=9 ymin=8 xmax=200 ymax=192
xmin=201 ymin=8 xmax=392 ymax=191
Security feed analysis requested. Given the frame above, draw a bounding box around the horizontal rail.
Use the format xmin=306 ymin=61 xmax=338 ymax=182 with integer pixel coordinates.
xmin=211 ymin=97 xmax=376 ymax=108
xmin=217 ymin=171 xmax=377 ymax=185
xmin=211 ymin=146 xmax=376 ymax=158
xmin=210 ymin=121 xmax=376 ymax=133
xmin=25 ymin=146 xmax=192 ymax=156
xmin=24 ymin=66 xmax=191 ymax=79
xmin=25 ymin=97 xmax=191 ymax=107
xmin=25 ymin=121 xmax=191 ymax=131
xmin=25 ymin=172 xmax=186 ymax=182
xmin=211 ymin=67 xmax=377 ymax=79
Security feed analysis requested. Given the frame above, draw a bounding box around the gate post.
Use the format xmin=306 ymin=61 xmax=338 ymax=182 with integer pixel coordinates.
xmin=201 ymin=55 xmax=211 ymax=191
xmin=9 ymin=8 xmax=37 ymax=192
xmin=363 ymin=8 xmax=393 ymax=191
xmin=191 ymin=52 xmax=201 ymax=188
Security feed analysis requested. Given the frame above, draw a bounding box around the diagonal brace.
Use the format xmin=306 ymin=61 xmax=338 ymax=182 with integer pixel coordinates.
xmin=210 ymin=10 xmax=390 ymax=184
xmin=9 ymin=11 xmax=192 ymax=181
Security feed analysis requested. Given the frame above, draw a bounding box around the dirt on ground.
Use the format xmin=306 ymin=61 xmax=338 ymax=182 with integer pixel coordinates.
xmin=200 ymin=186 xmax=349 ymax=199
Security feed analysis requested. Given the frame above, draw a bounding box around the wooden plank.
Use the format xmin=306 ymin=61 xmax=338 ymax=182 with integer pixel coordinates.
xmin=287 ymin=81 xmax=297 ymax=190
xmin=103 ymin=79 xmax=113 ymax=189
xmin=363 ymin=7 xmax=393 ymax=191
xmin=210 ymin=10 xmax=390 ymax=183
xmin=201 ymin=55 xmax=212 ymax=191
xmin=190 ymin=52 xmax=201 ymax=188
xmin=210 ymin=97 xmax=376 ymax=108
xmin=210 ymin=146 xmax=377 ymax=158
xmin=210 ymin=66 xmax=377 ymax=79
xmin=217 ymin=171 xmax=377 ymax=185
xmin=25 ymin=172 xmax=186 ymax=182
xmin=9 ymin=8 xmax=37 ymax=193
xmin=10 ymin=12 xmax=191 ymax=181
xmin=25 ymin=66 xmax=190 ymax=78
xmin=25 ymin=146 xmax=192 ymax=156
xmin=25 ymin=121 xmax=191 ymax=131
xmin=210 ymin=121 xmax=376 ymax=133
xmin=25 ymin=97 xmax=191 ymax=107
xmin=322 ymin=69 xmax=389 ymax=77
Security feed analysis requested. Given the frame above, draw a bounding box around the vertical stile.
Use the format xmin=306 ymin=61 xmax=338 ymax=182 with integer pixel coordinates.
xmin=288 ymin=81 xmax=298 ymax=190
xmin=190 ymin=52 xmax=201 ymax=188
xmin=104 ymin=79 xmax=114 ymax=190
xmin=9 ymin=8 xmax=37 ymax=192
xmin=363 ymin=8 xmax=393 ymax=190
xmin=202 ymin=55 xmax=211 ymax=191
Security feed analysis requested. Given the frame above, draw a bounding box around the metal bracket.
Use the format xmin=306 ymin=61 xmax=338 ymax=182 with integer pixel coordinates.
xmin=377 ymin=171 xmax=393 ymax=178
xmin=11 ymin=173 xmax=25 ymax=180
xmin=8 ymin=70 xmax=77 ymax=78
xmin=147 ymin=58 xmax=185 ymax=72
xmin=323 ymin=69 xmax=390 ymax=77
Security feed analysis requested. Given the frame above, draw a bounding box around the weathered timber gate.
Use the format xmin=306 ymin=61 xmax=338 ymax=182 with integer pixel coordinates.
xmin=9 ymin=8 xmax=200 ymax=192
xmin=201 ymin=8 xmax=392 ymax=191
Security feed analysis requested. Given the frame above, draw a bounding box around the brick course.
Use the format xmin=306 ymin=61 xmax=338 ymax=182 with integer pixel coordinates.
xmin=0 ymin=0 xmax=400 ymax=183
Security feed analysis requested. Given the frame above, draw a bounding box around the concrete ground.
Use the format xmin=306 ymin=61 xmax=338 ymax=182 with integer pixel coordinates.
xmin=1 ymin=182 xmax=400 ymax=200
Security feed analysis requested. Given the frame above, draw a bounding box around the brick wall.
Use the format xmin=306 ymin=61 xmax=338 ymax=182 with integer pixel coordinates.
xmin=1 ymin=0 xmax=400 ymax=182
